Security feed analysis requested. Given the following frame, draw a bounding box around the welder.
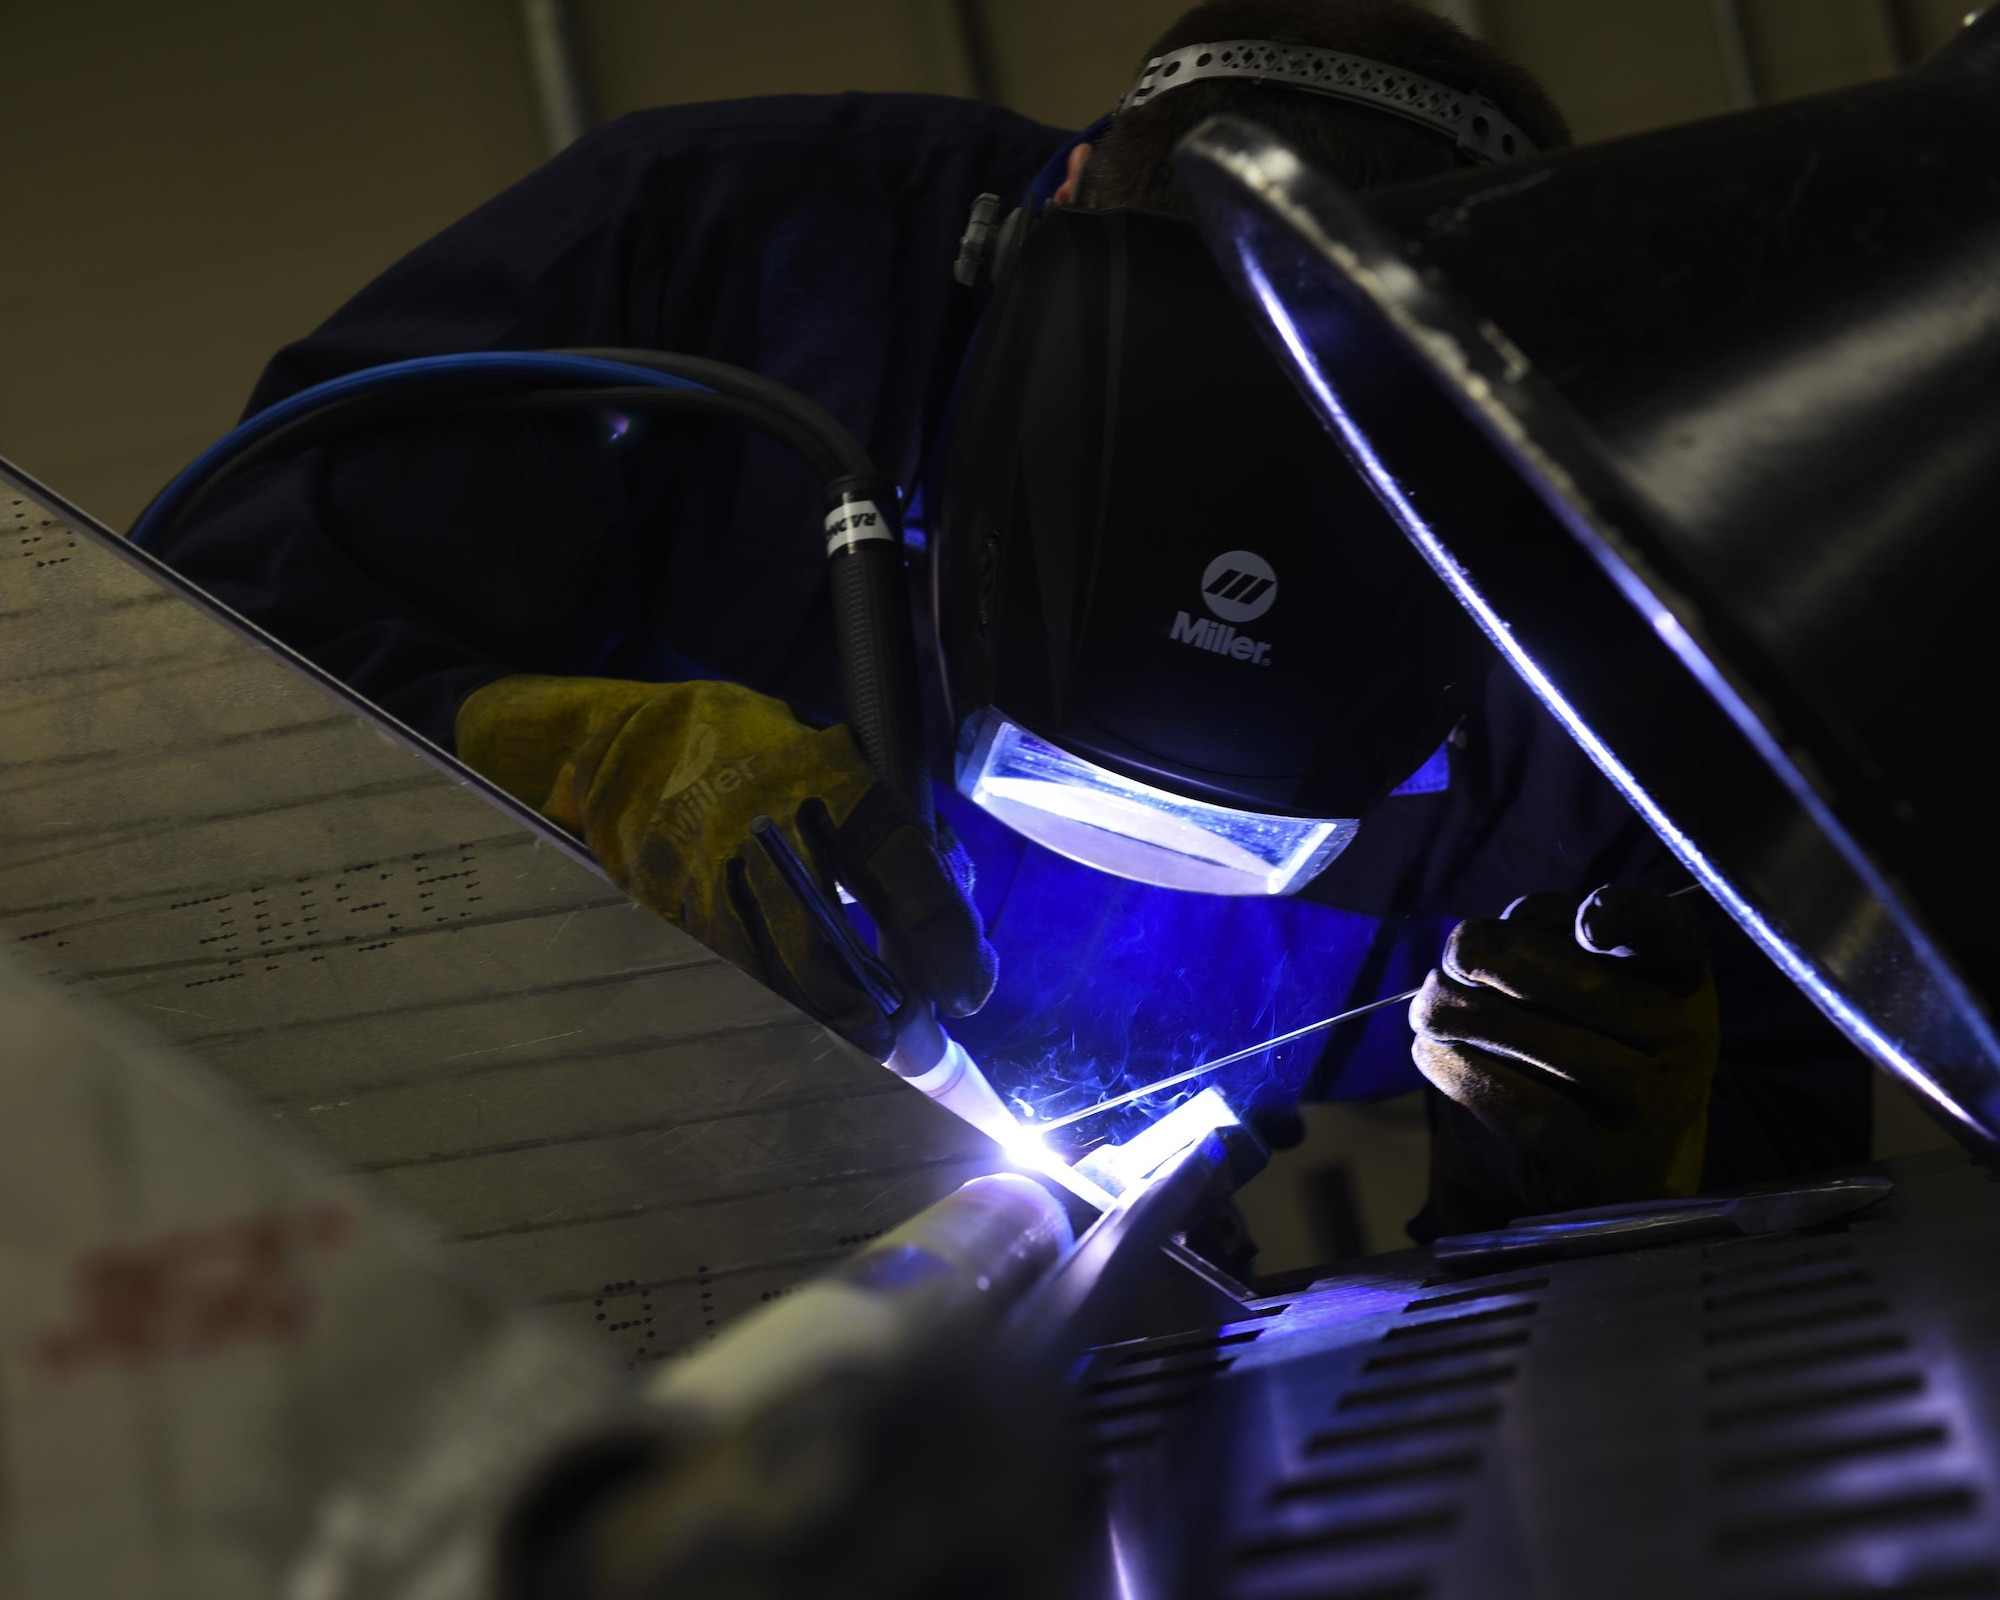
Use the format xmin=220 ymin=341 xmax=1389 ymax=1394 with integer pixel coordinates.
xmin=146 ymin=0 xmax=1871 ymax=1237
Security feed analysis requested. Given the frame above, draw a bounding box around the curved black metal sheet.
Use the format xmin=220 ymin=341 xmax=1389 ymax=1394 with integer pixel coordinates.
xmin=1172 ymin=90 xmax=2000 ymax=1155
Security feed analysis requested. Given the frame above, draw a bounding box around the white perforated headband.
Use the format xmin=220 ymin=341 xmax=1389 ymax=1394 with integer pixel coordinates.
xmin=1117 ymin=39 xmax=1538 ymax=165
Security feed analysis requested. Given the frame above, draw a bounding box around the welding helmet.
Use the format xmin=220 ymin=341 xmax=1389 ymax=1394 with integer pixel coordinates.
xmin=933 ymin=202 xmax=1490 ymax=896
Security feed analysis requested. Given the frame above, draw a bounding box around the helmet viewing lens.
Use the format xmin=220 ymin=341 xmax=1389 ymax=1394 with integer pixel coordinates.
xmin=957 ymin=710 xmax=1357 ymax=896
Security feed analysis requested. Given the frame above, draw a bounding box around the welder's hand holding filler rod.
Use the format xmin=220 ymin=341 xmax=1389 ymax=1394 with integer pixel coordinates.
xmin=1035 ymin=882 xmax=1708 ymax=1135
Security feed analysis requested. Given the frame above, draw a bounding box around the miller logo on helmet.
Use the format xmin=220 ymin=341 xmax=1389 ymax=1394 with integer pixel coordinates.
xmin=1169 ymin=550 xmax=1278 ymax=665
xmin=1201 ymin=550 xmax=1278 ymax=622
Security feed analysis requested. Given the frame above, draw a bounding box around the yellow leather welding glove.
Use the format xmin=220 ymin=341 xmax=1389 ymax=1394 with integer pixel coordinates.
xmin=455 ymin=675 xmax=997 ymax=1058
xmin=1408 ymin=884 xmax=1720 ymax=1236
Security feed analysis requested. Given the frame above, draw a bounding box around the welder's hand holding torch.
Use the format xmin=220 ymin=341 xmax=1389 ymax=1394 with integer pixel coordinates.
xmin=455 ymin=674 xmax=996 ymax=1057
xmin=1409 ymin=884 xmax=1720 ymax=1236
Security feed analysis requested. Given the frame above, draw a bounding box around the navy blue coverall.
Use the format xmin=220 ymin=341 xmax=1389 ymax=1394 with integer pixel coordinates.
xmin=150 ymin=92 xmax=1871 ymax=1182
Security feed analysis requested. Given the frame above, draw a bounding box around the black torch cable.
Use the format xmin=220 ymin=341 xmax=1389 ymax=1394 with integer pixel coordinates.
xmin=557 ymin=347 xmax=877 ymax=478
xmin=154 ymin=348 xmax=925 ymax=822
xmin=557 ymin=353 xmax=934 ymax=820
xmin=153 ymin=383 xmax=845 ymax=539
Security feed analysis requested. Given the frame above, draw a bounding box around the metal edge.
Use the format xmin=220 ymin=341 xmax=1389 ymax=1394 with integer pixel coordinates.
xmin=0 ymin=451 xmax=610 ymax=884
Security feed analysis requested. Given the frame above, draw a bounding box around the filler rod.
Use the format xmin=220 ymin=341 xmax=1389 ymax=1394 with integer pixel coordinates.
xmin=1033 ymin=987 xmax=1421 ymax=1133
xmin=1036 ymin=884 xmax=1703 ymax=1134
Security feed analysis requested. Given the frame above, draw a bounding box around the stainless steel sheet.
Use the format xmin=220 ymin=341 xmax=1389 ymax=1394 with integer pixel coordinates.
xmin=0 ymin=460 xmax=992 ymax=1366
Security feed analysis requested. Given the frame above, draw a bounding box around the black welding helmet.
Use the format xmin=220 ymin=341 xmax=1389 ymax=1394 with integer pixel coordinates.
xmin=934 ymin=202 xmax=1490 ymax=896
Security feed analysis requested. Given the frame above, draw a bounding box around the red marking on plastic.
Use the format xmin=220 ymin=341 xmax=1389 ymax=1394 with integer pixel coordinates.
xmin=32 ymin=1201 xmax=353 ymax=1373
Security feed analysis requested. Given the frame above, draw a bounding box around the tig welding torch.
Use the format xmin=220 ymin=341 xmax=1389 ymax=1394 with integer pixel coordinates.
xmin=750 ymin=817 xmax=1022 ymax=1151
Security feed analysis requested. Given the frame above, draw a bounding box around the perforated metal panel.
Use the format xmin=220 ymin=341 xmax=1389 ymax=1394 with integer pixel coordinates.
xmin=1082 ymin=1152 xmax=2000 ymax=1600
xmin=0 ymin=460 xmax=992 ymax=1369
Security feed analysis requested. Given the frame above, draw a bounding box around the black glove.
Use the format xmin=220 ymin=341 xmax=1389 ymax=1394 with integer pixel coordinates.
xmin=1409 ymin=884 xmax=1719 ymax=1235
xmin=456 ymin=675 xmax=997 ymax=1058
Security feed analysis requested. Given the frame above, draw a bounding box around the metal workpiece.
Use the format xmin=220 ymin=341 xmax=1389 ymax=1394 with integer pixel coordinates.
xmin=0 ymin=459 xmax=995 ymax=1367
xmin=0 ymin=943 xmax=614 ymax=1600
xmin=1077 ymin=1151 xmax=2000 ymax=1599
xmin=510 ymin=1173 xmax=1093 ymax=1600
xmin=509 ymin=1129 xmax=1254 ymax=1600
xmin=1432 ymin=1176 xmax=1895 ymax=1269
xmin=1009 ymin=1126 xmax=1249 ymax=1369
xmin=646 ymin=1172 xmax=1071 ymax=1429
xmin=1174 ymin=25 xmax=2000 ymax=1156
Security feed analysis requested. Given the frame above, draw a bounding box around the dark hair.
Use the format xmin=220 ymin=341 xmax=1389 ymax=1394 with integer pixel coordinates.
xmin=1078 ymin=0 xmax=1571 ymax=211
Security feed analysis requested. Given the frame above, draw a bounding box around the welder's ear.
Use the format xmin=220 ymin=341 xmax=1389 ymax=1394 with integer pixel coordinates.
xmin=1053 ymin=142 xmax=1094 ymax=206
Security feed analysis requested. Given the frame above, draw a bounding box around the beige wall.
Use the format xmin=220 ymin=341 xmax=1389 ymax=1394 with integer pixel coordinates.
xmin=0 ymin=0 xmax=1962 ymax=527
xmin=981 ymin=0 xmax=1188 ymax=126
xmin=1 ymin=2 xmax=543 ymax=528
xmin=576 ymin=0 xmax=975 ymax=115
